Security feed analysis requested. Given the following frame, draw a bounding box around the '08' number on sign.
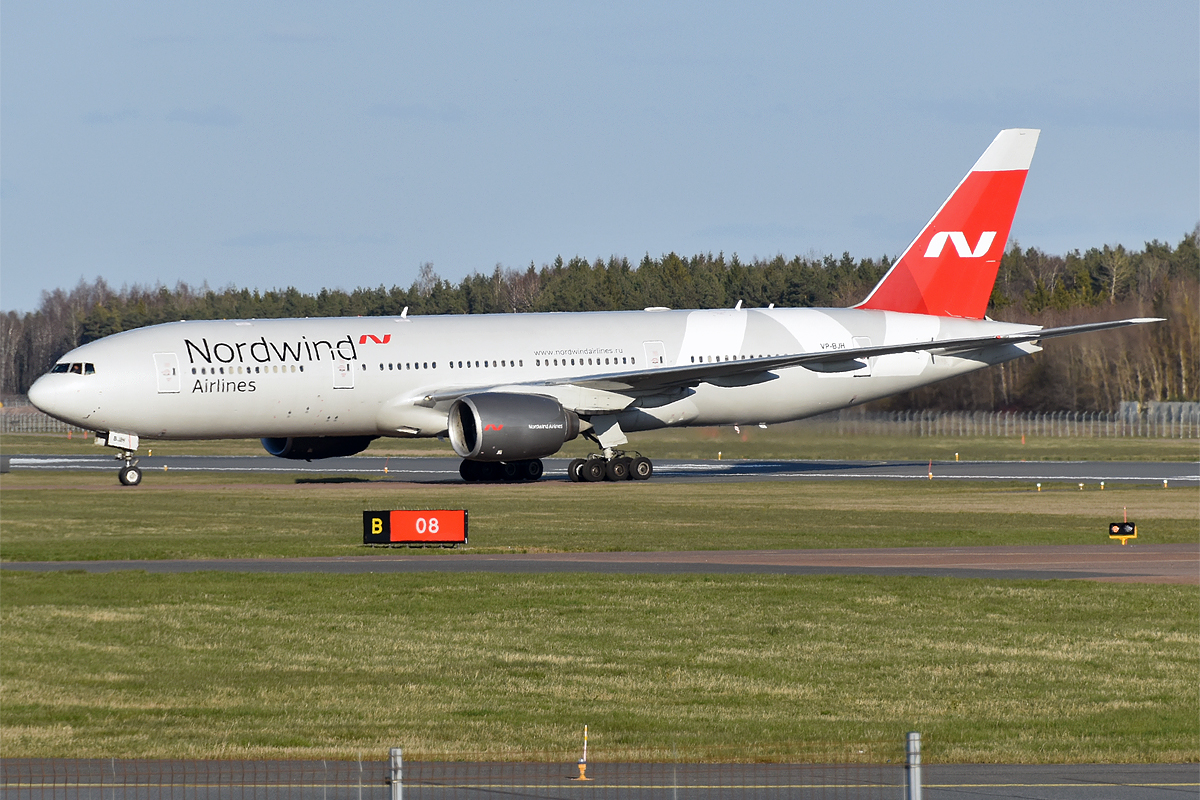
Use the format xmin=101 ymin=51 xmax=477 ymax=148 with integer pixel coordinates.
xmin=415 ymin=516 xmax=439 ymax=535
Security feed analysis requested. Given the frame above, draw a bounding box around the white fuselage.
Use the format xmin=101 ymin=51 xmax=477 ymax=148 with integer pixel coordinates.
xmin=29 ymin=306 xmax=1036 ymax=442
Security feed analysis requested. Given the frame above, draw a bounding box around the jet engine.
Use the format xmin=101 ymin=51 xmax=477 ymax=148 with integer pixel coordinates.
xmin=261 ymin=435 xmax=377 ymax=460
xmin=448 ymin=393 xmax=580 ymax=461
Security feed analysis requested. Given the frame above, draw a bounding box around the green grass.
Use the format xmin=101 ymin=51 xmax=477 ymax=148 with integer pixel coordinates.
xmin=2 ymin=436 xmax=1196 ymax=764
xmin=1 ymin=571 xmax=1195 ymax=763
xmin=2 ymin=472 xmax=1196 ymax=560
xmin=4 ymin=425 xmax=1198 ymax=461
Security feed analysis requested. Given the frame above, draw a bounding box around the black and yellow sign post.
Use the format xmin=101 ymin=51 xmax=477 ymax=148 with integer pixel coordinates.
xmin=364 ymin=509 xmax=468 ymax=547
xmin=1109 ymin=521 xmax=1137 ymax=546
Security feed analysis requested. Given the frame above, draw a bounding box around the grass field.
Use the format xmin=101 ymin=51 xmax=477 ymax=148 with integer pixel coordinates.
xmin=1 ymin=571 xmax=1196 ymax=763
xmin=4 ymin=425 xmax=1199 ymax=461
xmin=1 ymin=472 xmax=1196 ymax=560
xmin=1 ymin=435 xmax=1197 ymax=764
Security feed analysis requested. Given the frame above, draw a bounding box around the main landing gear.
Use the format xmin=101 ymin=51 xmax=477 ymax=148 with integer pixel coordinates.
xmin=567 ymin=452 xmax=653 ymax=483
xmin=459 ymin=458 xmax=544 ymax=483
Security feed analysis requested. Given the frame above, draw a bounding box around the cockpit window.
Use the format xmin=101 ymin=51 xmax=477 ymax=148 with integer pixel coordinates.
xmin=49 ymin=362 xmax=95 ymax=375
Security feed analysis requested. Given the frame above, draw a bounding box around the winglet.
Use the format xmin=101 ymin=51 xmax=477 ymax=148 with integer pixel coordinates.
xmin=856 ymin=129 xmax=1040 ymax=319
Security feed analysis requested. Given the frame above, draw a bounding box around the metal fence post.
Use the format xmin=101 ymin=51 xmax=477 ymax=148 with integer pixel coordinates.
xmin=390 ymin=748 xmax=403 ymax=800
xmin=905 ymin=731 xmax=922 ymax=800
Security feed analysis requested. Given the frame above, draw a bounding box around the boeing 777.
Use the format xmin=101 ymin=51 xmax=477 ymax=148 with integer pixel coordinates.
xmin=28 ymin=129 xmax=1160 ymax=485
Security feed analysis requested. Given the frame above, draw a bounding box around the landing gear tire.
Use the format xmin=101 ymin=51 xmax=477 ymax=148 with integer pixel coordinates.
xmin=519 ymin=459 xmax=544 ymax=481
xmin=459 ymin=460 xmax=482 ymax=482
xmin=118 ymin=465 xmax=142 ymax=486
xmin=605 ymin=457 xmax=630 ymax=481
xmin=582 ymin=459 xmax=607 ymax=482
xmin=500 ymin=461 xmax=521 ymax=482
xmin=630 ymin=456 xmax=653 ymax=481
xmin=567 ymin=458 xmax=586 ymax=482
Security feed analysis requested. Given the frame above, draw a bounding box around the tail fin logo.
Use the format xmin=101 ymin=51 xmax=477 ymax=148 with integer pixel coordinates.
xmin=924 ymin=231 xmax=996 ymax=259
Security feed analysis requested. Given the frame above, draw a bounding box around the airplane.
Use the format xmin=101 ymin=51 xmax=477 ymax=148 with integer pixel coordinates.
xmin=28 ymin=128 xmax=1161 ymax=486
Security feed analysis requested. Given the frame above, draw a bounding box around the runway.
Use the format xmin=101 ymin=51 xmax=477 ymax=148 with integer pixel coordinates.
xmin=7 ymin=454 xmax=1199 ymax=485
xmin=5 ymin=544 xmax=1196 ymax=583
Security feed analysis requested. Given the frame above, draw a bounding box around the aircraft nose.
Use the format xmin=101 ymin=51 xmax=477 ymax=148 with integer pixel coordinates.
xmin=28 ymin=374 xmax=84 ymax=425
xmin=27 ymin=375 xmax=54 ymax=413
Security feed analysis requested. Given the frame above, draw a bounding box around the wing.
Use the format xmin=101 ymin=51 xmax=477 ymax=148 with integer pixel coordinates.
xmin=419 ymin=316 xmax=1163 ymax=406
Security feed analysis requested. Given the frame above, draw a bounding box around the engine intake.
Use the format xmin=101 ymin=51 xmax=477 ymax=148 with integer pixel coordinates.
xmin=261 ymin=436 xmax=377 ymax=460
xmin=448 ymin=393 xmax=580 ymax=462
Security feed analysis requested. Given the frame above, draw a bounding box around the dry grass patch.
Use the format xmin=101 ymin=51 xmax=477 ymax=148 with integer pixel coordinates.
xmin=1 ymin=571 xmax=1195 ymax=763
xmin=2 ymin=473 xmax=1195 ymax=560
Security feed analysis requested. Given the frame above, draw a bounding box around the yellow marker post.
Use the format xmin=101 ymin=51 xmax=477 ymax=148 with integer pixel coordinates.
xmin=572 ymin=725 xmax=592 ymax=781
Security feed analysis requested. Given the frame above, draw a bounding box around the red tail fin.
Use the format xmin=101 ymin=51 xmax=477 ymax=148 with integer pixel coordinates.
xmin=856 ymin=128 xmax=1039 ymax=319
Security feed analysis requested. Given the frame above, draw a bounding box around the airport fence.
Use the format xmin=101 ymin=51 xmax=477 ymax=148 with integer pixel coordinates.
xmin=3 ymin=394 xmax=1196 ymax=439
xmin=1 ymin=740 xmax=912 ymax=799
xmin=792 ymin=402 xmax=1200 ymax=439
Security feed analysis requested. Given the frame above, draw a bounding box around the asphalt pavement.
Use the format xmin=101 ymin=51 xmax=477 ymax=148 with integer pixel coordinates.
xmin=7 ymin=454 xmax=1199 ymax=485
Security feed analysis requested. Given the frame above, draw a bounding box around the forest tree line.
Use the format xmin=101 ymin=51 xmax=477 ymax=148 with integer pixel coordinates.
xmin=3 ymin=230 xmax=1197 ymax=412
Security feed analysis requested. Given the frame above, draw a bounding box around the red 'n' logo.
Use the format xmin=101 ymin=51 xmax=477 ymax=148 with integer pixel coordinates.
xmin=359 ymin=334 xmax=392 ymax=344
xmin=483 ymin=424 xmax=504 ymax=431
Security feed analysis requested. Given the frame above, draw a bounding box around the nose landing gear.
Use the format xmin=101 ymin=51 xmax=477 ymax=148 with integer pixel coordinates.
xmin=99 ymin=431 xmax=143 ymax=486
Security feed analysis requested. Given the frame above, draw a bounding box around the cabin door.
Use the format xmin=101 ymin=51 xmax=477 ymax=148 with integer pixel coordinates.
xmin=333 ymin=361 xmax=355 ymax=389
xmin=153 ymin=353 xmax=181 ymax=393
xmin=643 ymin=341 xmax=667 ymax=367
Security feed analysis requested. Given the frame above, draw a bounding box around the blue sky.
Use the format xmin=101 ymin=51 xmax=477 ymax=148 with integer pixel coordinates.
xmin=2 ymin=1 xmax=1196 ymax=312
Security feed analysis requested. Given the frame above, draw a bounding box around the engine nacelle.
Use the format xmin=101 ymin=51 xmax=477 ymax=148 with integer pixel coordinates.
xmin=261 ymin=436 xmax=377 ymax=460
xmin=448 ymin=393 xmax=580 ymax=461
